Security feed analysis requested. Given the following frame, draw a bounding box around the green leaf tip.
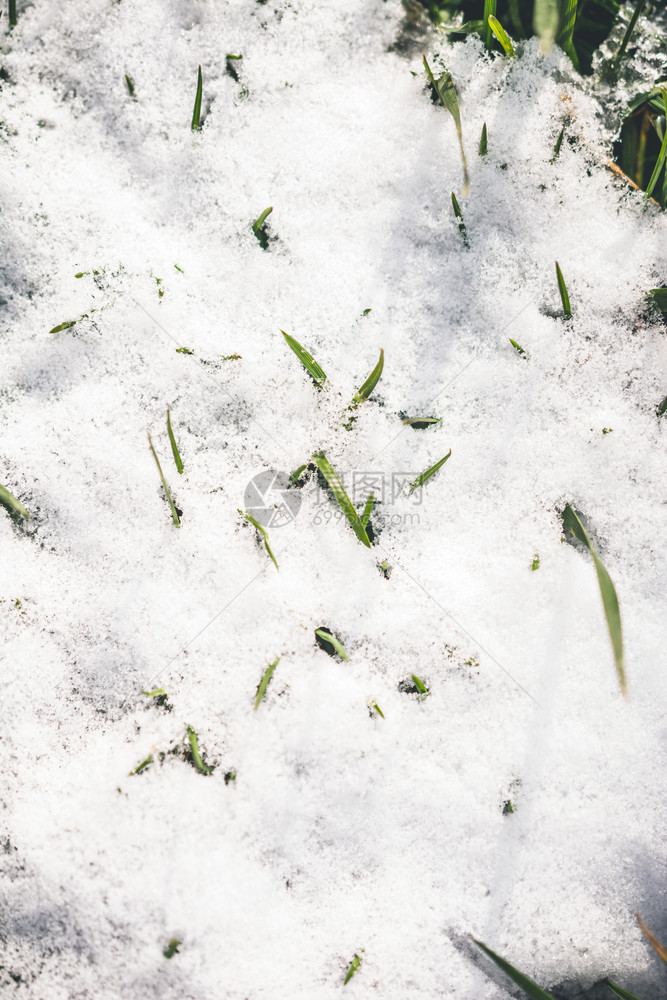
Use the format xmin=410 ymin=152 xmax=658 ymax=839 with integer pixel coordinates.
xmin=315 ymin=628 xmax=350 ymax=661
xmin=49 ymin=320 xmax=77 ymax=333
xmin=186 ymin=726 xmax=215 ymax=774
xmin=254 ymin=657 xmax=280 ymax=710
xmin=343 ymin=953 xmax=363 ymax=985
xmin=312 ymin=452 xmax=372 ymax=547
xmin=423 ymin=55 xmax=470 ymax=195
xmin=167 ymin=407 xmax=184 ymax=474
xmin=409 ymin=449 xmax=452 ymax=494
xmin=451 ymin=192 xmax=469 ymax=247
xmin=473 ymin=939 xmax=558 ymax=1000
xmin=163 ymin=938 xmax=180 ymax=959
xmin=479 ymin=122 xmax=488 ymax=156
xmin=148 ymin=431 xmax=180 ymax=526
xmin=488 ymin=14 xmax=515 ymax=56
xmin=281 ymin=330 xmax=327 ymax=386
xmin=555 ymin=261 xmax=572 ymax=318
xmin=351 ymin=348 xmax=384 ymax=407
xmin=242 ymin=511 xmax=279 ymax=571
xmin=0 ymin=483 xmax=31 ymax=519
xmin=191 ymin=65 xmax=203 ymax=131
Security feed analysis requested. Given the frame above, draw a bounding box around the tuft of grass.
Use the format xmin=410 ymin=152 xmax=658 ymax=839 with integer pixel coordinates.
xmin=252 ymin=206 xmax=273 ymax=249
xmin=241 ymin=511 xmax=279 ymax=571
xmin=510 ymin=338 xmax=527 ymax=358
xmin=254 ymin=657 xmax=279 ymax=710
xmin=148 ymin=431 xmax=180 ymax=526
xmin=49 ymin=320 xmax=77 ymax=333
xmin=423 ymin=55 xmax=469 ymax=195
xmin=167 ymin=407 xmax=183 ymax=475
xmin=550 ymin=126 xmax=565 ymax=162
xmin=163 ymin=939 xmax=180 ymax=959
xmin=312 ymin=452 xmax=371 ymax=547
xmin=186 ymin=726 xmax=215 ymax=774
xmin=343 ymin=953 xmax=363 ymax=985
xmin=479 ymin=122 xmax=488 ymax=156
xmin=473 ymin=939 xmax=557 ymax=1000
xmin=644 ymin=90 xmax=667 ymax=201
xmin=488 ymin=14 xmax=515 ymax=56
xmin=483 ymin=0 xmax=497 ymax=50
xmin=409 ymin=449 xmax=452 ymax=494
xmin=350 ymin=348 xmax=384 ymax=408
xmin=315 ymin=628 xmax=349 ymax=661
xmin=613 ymin=0 xmax=647 ymax=69
xmin=124 ymin=74 xmax=135 ymax=98
xmin=451 ymin=192 xmax=469 ymax=247
xmin=129 ymin=754 xmax=154 ymax=776
xmin=562 ymin=504 xmax=625 ymax=695
xmin=636 ymin=913 xmax=667 ymax=965
xmin=0 ymin=482 xmax=31 ymax=519
xmin=555 ymin=261 xmax=572 ymax=318
xmin=281 ymin=330 xmax=327 ymax=386
xmin=191 ymin=65 xmax=203 ymax=131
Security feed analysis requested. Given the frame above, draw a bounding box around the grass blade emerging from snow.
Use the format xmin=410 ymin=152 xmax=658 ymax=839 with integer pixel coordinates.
xmin=451 ymin=192 xmax=469 ymax=247
xmin=163 ymin=939 xmax=180 ymax=959
xmin=187 ymin=726 xmax=215 ymax=774
xmin=562 ymin=504 xmax=625 ymax=694
xmin=191 ymin=65 xmax=203 ymax=131
xmin=252 ymin=206 xmax=273 ymax=248
xmin=488 ymin=15 xmax=515 ymax=55
xmin=361 ymin=492 xmax=374 ymax=529
xmin=350 ymin=348 xmax=384 ymax=406
xmin=343 ymin=954 xmax=363 ymax=985
xmin=167 ymin=407 xmax=183 ymax=474
xmin=555 ymin=261 xmax=572 ymax=318
xmin=315 ymin=628 xmax=350 ymax=661
xmin=423 ymin=56 xmax=469 ymax=195
xmin=479 ymin=122 xmax=488 ymax=156
xmin=644 ymin=91 xmax=667 ymax=200
xmin=281 ymin=330 xmax=327 ymax=386
xmin=254 ymin=657 xmax=279 ymax=710
xmin=409 ymin=449 xmax=451 ymax=494
xmin=550 ymin=127 xmax=565 ymax=162
xmin=312 ymin=452 xmax=371 ymax=547
xmin=242 ymin=511 xmax=279 ymax=571
xmin=556 ymin=0 xmax=579 ymax=68
xmin=148 ymin=432 xmax=180 ymax=526
xmin=0 ymin=482 xmax=31 ymax=519
xmin=473 ymin=939 xmax=558 ymax=1000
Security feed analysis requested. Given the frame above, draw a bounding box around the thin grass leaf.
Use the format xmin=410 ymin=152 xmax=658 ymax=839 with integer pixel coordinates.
xmin=167 ymin=407 xmax=183 ymax=474
xmin=473 ymin=939 xmax=558 ymax=1000
xmin=555 ymin=261 xmax=572 ymax=318
xmin=479 ymin=122 xmax=488 ymax=156
xmin=423 ymin=55 xmax=469 ymax=195
xmin=533 ymin=0 xmax=560 ymax=53
xmin=186 ymin=726 xmax=215 ymax=774
xmin=191 ymin=65 xmax=203 ymax=131
xmin=0 ymin=482 xmax=31 ymax=519
xmin=361 ymin=492 xmax=374 ymax=528
xmin=409 ymin=449 xmax=452 ymax=494
xmin=281 ymin=330 xmax=327 ymax=386
xmin=644 ymin=91 xmax=667 ymax=200
xmin=315 ymin=628 xmax=349 ymax=661
xmin=636 ymin=913 xmax=667 ymax=965
xmin=657 ymin=395 xmax=667 ymax=417
xmin=613 ymin=0 xmax=647 ymax=68
xmin=142 ymin=688 xmax=167 ymax=697
xmin=242 ymin=511 xmax=279 ymax=571
xmin=440 ymin=19 xmax=484 ymax=35
xmin=49 ymin=320 xmax=76 ymax=333
xmin=451 ymin=192 xmax=469 ymax=247
xmin=312 ymin=452 xmax=371 ymax=547
xmin=370 ymin=701 xmax=385 ymax=718
xmin=8 ymin=0 xmax=17 ymax=27
xmin=129 ymin=754 xmax=154 ymax=776
xmin=556 ymin=0 xmax=579 ymax=68
xmin=510 ymin=338 xmax=527 ymax=358
xmin=125 ymin=74 xmax=135 ymax=98
xmin=148 ymin=432 xmax=180 ymax=526
xmin=343 ymin=954 xmax=362 ymax=985
xmin=402 ymin=416 xmax=442 ymax=427
xmin=483 ymin=0 xmax=497 ymax=50
xmin=254 ymin=657 xmax=279 ymax=709
xmin=488 ymin=14 xmax=515 ymax=55
xmin=550 ymin=127 xmax=565 ymax=162
xmin=411 ymin=673 xmax=429 ymax=695
xmin=163 ymin=939 xmax=180 ymax=959
xmin=252 ymin=206 xmax=273 ymax=235
xmin=351 ymin=348 xmax=384 ymax=406
xmin=562 ymin=504 xmax=625 ymax=694
xmin=606 ymin=981 xmax=645 ymax=1000
xmin=290 ymin=464 xmax=308 ymax=482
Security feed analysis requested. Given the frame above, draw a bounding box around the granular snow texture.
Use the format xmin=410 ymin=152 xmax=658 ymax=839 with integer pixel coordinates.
xmin=1 ymin=1 xmax=666 ymax=998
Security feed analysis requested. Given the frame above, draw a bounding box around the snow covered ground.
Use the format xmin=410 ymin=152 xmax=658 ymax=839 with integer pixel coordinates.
xmin=1 ymin=1 xmax=667 ymax=997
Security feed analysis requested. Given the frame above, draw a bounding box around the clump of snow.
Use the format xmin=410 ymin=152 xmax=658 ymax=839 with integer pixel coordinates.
xmin=1 ymin=1 xmax=667 ymax=998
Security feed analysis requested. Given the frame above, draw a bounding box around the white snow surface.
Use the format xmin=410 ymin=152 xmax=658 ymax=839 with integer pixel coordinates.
xmin=1 ymin=1 xmax=667 ymax=998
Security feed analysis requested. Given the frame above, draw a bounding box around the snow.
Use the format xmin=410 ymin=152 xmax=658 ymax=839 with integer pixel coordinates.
xmin=1 ymin=1 xmax=667 ymax=997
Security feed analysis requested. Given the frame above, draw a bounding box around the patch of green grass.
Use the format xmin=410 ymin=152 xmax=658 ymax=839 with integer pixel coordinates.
xmin=315 ymin=627 xmax=349 ymax=661
xmin=489 ymin=14 xmax=516 ymax=54
xmin=163 ymin=939 xmax=180 ymax=959
xmin=423 ymin=55 xmax=469 ymax=195
xmin=252 ymin=206 xmax=273 ymax=249
xmin=479 ymin=122 xmax=488 ymax=156
xmin=167 ymin=407 xmax=183 ymax=474
xmin=191 ymin=65 xmax=203 ymax=131
xmin=148 ymin=431 xmax=180 ymax=526
xmin=241 ymin=511 xmax=279 ymax=571
xmin=555 ymin=261 xmax=572 ymax=318
xmin=186 ymin=726 xmax=215 ymax=774
xmin=312 ymin=452 xmax=372 ymax=547
xmin=562 ymin=504 xmax=625 ymax=694
xmin=409 ymin=449 xmax=452 ymax=494
xmin=343 ymin=953 xmax=363 ymax=985
xmin=451 ymin=192 xmax=469 ymax=247
xmin=281 ymin=330 xmax=327 ymax=386
xmin=0 ymin=482 xmax=30 ymax=519
xmin=254 ymin=657 xmax=279 ymax=709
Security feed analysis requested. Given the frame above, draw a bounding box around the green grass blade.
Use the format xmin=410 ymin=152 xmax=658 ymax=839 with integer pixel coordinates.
xmin=49 ymin=320 xmax=76 ymax=333
xmin=649 ymin=288 xmax=667 ymax=312
xmin=343 ymin=954 xmax=362 ymax=985
xmin=473 ymin=939 xmax=558 ymax=1000
xmin=451 ymin=192 xmax=469 ymax=247
xmin=409 ymin=449 xmax=451 ymax=494
xmin=148 ymin=432 xmax=180 ymax=526
xmin=254 ymin=657 xmax=279 ymax=709
xmin=142 ymin=687 xmax=167 ymax=697
xmin=243 ymin=511 xmax=279 ymax=571
xmin=550 ymin=127 xmax=565 ymax=162
xmin=613 ymin=0 xmax=647 ymax=68
xmin=167 ymin=407 xmax=184 ymax=474
xmin=312 ymin=452 xmax=371 ymax=547
xmin=191 ymin=65 xmax=203 ymax=131
xmin=125 ymin=74 xmax=135 ymax=98
xmin=479 ymin=122 xmax=488 ymax=156
xmin=370 ymin=701 xmax=385 ymax=718
xmin=483 ymin=0 xmax=497 ymax=49
xmin=186 ymin=726 xmax=215 ymax=774
xmin=315 ymin=628 xmax=349 ymax=661
xmin=163 ymin=939 xmax=180 ymax=959
xmin=555 ymin=261 xmax=572 ymax=318
xmin=556 ymin=0 xmax=579 ymax=67
xmin=281 ymin=330 xmax=327 ymax=385
xmin=533 ymin=0 xmax=560 ymax=52
xmin=510 ymin=338 xmax=527 ymax=357
xmin=402 ymin=416 xmax=442 ymax=427
xmin=361 ymin=492 xmax=374 ymax=528
xmin=423 ymin=56 xmax=470 ymax=196
xmin=644 ymin=91 xmax=667 ymax=200
xmin=562 ymin=504 xmax=625 ymax=695
xmin=606 ymin=981 xmax=645 ymax=1000
xmin=488 ymin=14 xmax=515 ymax=55
xmin=351 ymin=348 xmax=384 ymax=406
xmin=290 ymin=464 xmax=308 ymax=482
xmin=0 ymin=482 xmax=31 ymax=519
xmin=8 ymin=0 xmax=17 ymax=27
xmin=129 ymin=753 xmax=154 ymax=776
xmin=252 ymin=206 xmax=273 ymax=248
xmin=411 ymin=673 xmax=429 ymax=695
